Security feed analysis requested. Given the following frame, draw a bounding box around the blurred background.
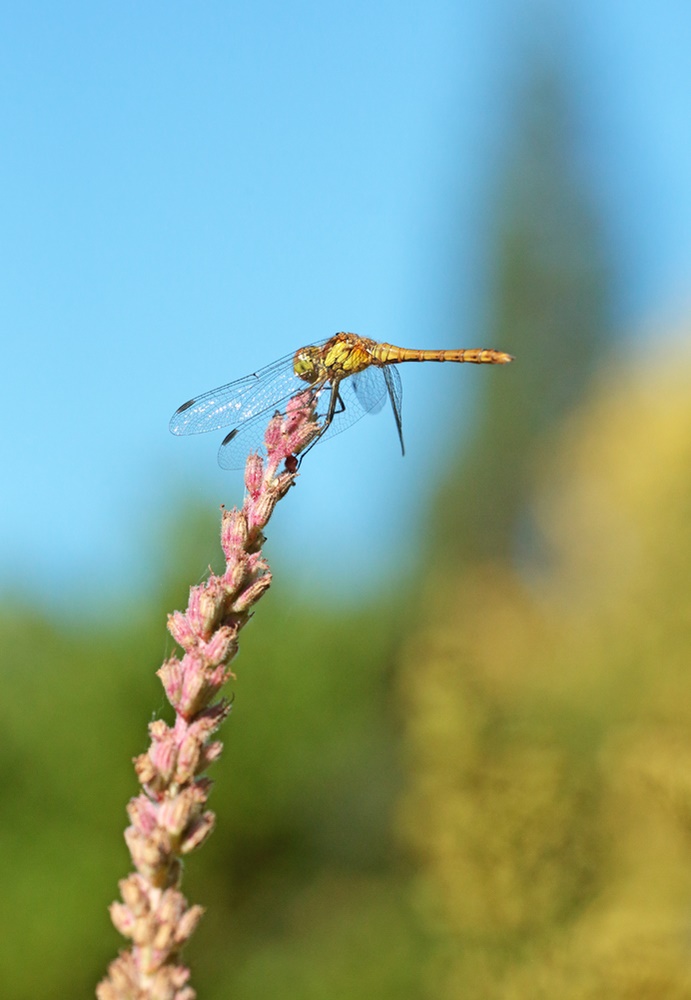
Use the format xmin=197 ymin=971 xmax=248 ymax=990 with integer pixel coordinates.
xmin=2 ymin=2 xmax=691 ymax=997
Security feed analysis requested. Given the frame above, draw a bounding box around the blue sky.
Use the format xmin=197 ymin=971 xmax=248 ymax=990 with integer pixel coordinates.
xmin=2 ymin=1 xmax=690 ymax=614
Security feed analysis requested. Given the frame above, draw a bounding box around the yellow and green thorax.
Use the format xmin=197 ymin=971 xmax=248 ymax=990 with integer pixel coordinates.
xmin=293 ymin=332 xmax=379 ymax=385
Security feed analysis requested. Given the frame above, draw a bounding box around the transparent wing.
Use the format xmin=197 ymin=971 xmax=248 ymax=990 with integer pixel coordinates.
xmin=217 ymin=365 xmax=398 ymax=469
xmin=169 ymin=341 xmax=328 ymax=436
xmin=350 ymin=367 xmax=387 ymax=414
xmin=217 ymin=384 xmax=329 ymax=469
xmin=382 ymin=365 xmax=404 ymax=454
xmin=343 ymin=365 xmax=404 ymax=451
xmin=332 ymin=366 xmax=388 ymax=429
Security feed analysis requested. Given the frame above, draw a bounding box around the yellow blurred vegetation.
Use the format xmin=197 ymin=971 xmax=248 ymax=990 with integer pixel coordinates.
xmin=398 ymin=353 xmax=691 ymax=998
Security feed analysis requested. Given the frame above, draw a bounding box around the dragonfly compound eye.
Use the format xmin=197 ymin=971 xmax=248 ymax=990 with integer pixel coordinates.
xmin=293 ymin=347 xmax=322 ymax=384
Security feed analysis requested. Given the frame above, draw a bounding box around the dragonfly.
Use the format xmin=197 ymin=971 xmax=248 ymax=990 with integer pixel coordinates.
xmin=169 ymin=332 xmax=514 ymax=469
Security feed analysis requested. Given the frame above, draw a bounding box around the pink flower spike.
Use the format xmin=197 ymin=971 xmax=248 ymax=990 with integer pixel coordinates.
xmin=201 ymin=624 xmax=239 ymax=666
xmin=109 ymin=902 xmax=137 ymax=937
xmin=147 ymin=730 xmax=178 ymax=785
xmin=99 ymin=402 xmax=307 ymax=999
xmin=167 ymin=610 xmax=196 ymax=651
xmin=283 ymin=389 xmax=321 ymax=452
xmin=180 ymin=811 xmax=216 ymax=854
xmin=244 ymin=453 xmax=264 ymax=495
xmin=231 ymin=574 xmax=272 ymax=613
xmin=157 ymin=657 xmax=184 ymax=706
xmin=220 ymin=507 xmax=248 ymax=558
xmin=127 ymin=795 xmax=159 ymax=836
xmin=263 ymin=411 xmax=285 ymax=456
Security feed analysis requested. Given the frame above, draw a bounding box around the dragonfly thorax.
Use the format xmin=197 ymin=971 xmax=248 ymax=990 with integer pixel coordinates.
xmin=293 ymin=332 xmax=380 ymax=389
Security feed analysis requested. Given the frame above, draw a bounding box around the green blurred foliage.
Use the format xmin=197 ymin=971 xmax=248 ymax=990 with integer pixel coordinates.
xmin=0 ymin=519 xmax=426 ymax=999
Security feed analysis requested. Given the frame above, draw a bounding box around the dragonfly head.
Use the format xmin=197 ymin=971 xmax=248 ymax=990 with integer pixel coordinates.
xmin=293 ymin=345 xmax=324 ymax=385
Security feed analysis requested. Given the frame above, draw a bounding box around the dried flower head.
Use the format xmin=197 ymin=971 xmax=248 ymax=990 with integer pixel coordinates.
xmin=98 ymin=395 xmax=320 ymax=999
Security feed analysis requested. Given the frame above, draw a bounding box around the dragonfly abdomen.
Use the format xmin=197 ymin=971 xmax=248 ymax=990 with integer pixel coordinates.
xmin=373 ymin=344 xmax=514 ymax=366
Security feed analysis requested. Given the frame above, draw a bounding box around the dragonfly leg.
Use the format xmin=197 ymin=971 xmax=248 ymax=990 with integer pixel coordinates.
xmin=296 ymin=384 xmax=344 ymax=466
